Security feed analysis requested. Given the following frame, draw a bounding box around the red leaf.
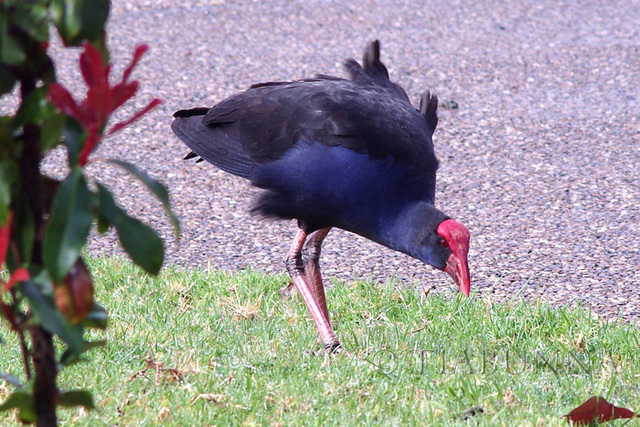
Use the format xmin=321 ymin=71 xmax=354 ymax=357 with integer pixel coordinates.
xmin=48 ymin=42 xmax=157 ymax=167
xmin=78 ymin=129 xmax=102 ymax=166
xmin=121 ymin=44 xmax=149 ymax=83
xmin=565 ymin=396 xmax=635 ymax=425
xmin=107 ymin=98 xmax=162 ymax=136
xmin=3 ymin=268 xmax=30 ymax=293
xmin=79 ymin=42 xmax=108 ymax=88
xmin=84 ymin=84 xmax=112 ymax=128
xmin=47 ymin=83 xmax=88 ymax=125
xmin=0 ymin=211 xmax=12 ymax=267
xmin=109 ymin=81 xmax=139 ymax=113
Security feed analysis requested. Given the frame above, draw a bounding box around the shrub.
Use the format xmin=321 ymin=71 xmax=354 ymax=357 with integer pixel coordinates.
xmin=0 ymin=1 xmax=178 ymax=424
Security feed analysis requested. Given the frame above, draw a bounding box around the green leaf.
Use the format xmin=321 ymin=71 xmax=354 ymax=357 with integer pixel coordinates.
xmin=40 ymin=112 xmax=65 ymax=152
xmin=49 ymin=0 xmax=77 ymax=43
xmin=0 ymin=34 xmax=25 ymax=67
xmin=50 ymin=0 xmax=110 ymax=46
xmin=59 ymin=389 xmax=95 ymax=409
xmin=0 ymin=159 xmax=12 ymax=225
xmin=0 ymin=379 xmax=35 ymax=422
xmin=95 ymin=182 xmax=120 ymax=220
xmin=0 ymin=390 xmax=32 ymax=416
xmin=83 ymin=302 xmax=108 ymax=329
xmin=0 ymin=117 xmax=15 ymax=158
xmin=59 ymin=339 xmax=106 ymax=366
xmin=116 ymin=214 xmax=164 ymax=275
xmin=97 ymin=183 xmax=164 ymax=275
xmin=42 ymin=168 xmax=94 ymax=283
xmin=95 ymin=206 xmax=110 ymax=234
xmin=77 ymin=0 xmax=109 ymax=42
xmin=11 ymin=196 xmax=35 ymax=267
xmin=0 ymin=66 xmax=16 ymax=96
xmin=15 ymin=86 xmax=57 ymax=126
xmin=62 ymin=117 xmax=85 ymax=166
xmin=82 ymin=339 xmax=107 ymax=351
xmin=110 ymin=159 xmax=180 ymax=238
xmin=0 ymin=10 xmax=26 ymax=66
xmin=93 ymin=183 xmax=115 ymax=235
xmin=21 ymin=279 xmax=84 ymax=354
xmin=9 ymin=3 xmax=49 ymax=42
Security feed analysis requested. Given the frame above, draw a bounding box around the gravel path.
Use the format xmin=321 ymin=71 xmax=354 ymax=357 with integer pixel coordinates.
xmin=3 ymin=1 xmax=639 ymax=323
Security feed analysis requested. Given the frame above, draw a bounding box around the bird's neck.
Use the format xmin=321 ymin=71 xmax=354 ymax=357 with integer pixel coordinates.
xmin=362 ymin=201 xmax=448 ymax=261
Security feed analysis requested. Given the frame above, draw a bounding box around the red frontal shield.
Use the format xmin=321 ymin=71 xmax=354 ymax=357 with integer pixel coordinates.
xmin=436 ymin=219 xmax=470 ymax=296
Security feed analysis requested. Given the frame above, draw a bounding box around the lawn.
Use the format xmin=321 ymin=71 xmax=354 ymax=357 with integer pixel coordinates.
xmin=1 ymin=256 xmax=639 ymax=425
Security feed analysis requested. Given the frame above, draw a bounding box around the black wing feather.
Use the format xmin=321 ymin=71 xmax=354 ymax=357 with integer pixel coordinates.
xmin=171 ymin=110 xmax=254 ymax=177
xmin=419 ymin=91 xmax=438 ymax=134
xmin=172 ymin=40 xmax=439 ymax=179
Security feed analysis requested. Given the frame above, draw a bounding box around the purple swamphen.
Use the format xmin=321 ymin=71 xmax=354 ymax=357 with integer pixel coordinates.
xmin=172 ymin=41 xmax=470 ymax=352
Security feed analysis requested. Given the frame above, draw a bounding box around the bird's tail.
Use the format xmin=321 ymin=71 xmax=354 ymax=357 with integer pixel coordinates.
xmin=343 ymin=40 xmax=411 ymax=102
xmin=344 ymin=39 xmax=389 ymax=82
xmin=419 ymin=91 xmax=438 ymax=135
xmin=172 ymin=108 xmax=254 ymax=178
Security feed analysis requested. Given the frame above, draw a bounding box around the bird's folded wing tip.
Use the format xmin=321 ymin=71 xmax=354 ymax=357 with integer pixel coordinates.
xmin=173 ymin=107 xmax=209 ymax=118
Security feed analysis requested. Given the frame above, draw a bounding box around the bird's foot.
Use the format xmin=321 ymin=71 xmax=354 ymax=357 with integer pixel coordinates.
xmin=324 ymin=340 xmax=343 ymax=354
xmin=305 ymin=340 xmax=351 ymax=356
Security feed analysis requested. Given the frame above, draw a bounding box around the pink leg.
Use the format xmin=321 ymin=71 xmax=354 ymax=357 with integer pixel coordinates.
xmin=303 ymin=228 xmax=332 ymax=324
xmin=285 ymin=228 xmax=340 ymax=352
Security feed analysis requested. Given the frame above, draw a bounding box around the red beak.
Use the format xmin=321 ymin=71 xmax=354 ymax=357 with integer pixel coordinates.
xmin=437 ymin=219 xmax=471 ymax=297
xmin=444 ymin=252 xmax=470 ymax=296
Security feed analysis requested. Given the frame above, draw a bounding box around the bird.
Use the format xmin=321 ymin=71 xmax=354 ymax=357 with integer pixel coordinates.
xmin=172 ymin=40 xmax=470 ymax=353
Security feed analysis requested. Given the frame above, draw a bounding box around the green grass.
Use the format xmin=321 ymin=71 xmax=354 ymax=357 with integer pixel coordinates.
xmin=1 ymin=256 xmax=639 ymax=426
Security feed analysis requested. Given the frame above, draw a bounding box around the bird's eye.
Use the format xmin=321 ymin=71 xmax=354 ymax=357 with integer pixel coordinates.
xmin=439 ymin=238 xmax=449 ymax=248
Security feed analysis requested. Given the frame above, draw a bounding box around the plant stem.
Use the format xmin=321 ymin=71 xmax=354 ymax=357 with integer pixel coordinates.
xmin=28 ymin=326 xmax=57 ymax=426
xmin=19 ymin=74 xmax=58 ymax=425
xmin=12 ymin=292 xmax=32 ymax=380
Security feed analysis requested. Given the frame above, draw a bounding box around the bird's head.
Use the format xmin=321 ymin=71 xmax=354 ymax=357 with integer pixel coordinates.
xmin=436 ymin=219 xmax=471 ymax=296
xmin=385 ymin=204 xmax=471 ymax=296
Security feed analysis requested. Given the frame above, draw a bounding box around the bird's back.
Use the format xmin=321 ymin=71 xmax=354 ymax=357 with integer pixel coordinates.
xmin=172 ymin=40 xmax=441 ymax=232
xmin=172 ymin=41 xmax=439 ymax=178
